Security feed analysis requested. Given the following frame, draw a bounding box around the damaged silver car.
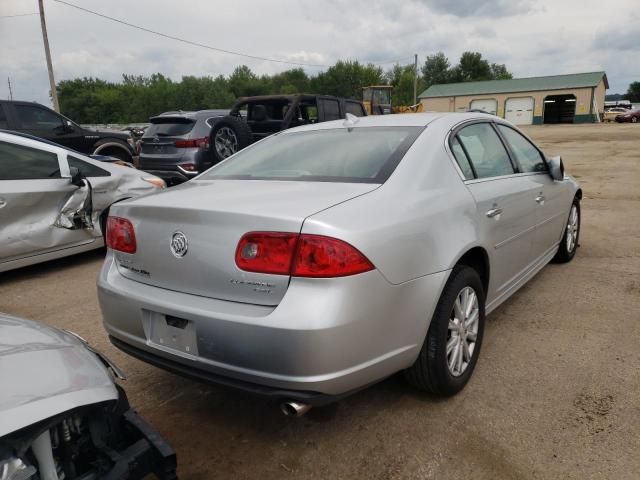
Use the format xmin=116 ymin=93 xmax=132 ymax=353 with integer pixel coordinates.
xmin=0 ymin=312 xmax=177 ymax=479
xmin=0 ymin=131 xmax=165 ymax=272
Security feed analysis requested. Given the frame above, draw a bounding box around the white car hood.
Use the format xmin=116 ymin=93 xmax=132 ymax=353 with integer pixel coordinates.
xmin=0 ymin=313 xmax=118 ymax=437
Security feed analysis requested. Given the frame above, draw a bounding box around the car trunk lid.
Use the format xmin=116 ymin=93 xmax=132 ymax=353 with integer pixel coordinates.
xmin=110 ymin=180 xmax=378 ymax=306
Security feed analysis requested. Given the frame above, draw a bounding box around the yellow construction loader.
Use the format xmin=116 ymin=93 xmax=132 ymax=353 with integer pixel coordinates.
xmin=362 ymin=85 xmax=424 ymax=115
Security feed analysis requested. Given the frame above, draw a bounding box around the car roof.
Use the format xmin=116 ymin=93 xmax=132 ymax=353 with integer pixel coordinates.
xmin=152 ymin=109 xmax=229 ymax=121
xmin=280 ymin=112 xmax=496 ymax=132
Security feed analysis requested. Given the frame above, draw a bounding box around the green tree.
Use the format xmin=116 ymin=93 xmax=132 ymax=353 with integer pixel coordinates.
xmin=311 ymin=60 xmax=384 ymax=99
xmin=421 ymin=52 xmax=451 ymax=88
xmin=455 ymin=51 xmax=493 ymax=82
xmin=626 ymin=82 xmax=640 ymax=102
xmin=387 ymin=63 xmax=423 ymax=105
xmin=490 ymin=63 xmax=513 ymax=80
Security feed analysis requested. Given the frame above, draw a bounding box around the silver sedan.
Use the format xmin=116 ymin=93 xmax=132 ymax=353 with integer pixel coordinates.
xmin=0 ymin=131 xmax=165 ymax=272
xmin=97 ymin=113 xmax=581 ymax=415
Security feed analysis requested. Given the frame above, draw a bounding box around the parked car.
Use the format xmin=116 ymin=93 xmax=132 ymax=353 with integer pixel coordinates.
xmin=0 ymin=130 xmax=165 ymax=273
xmin=615 ymin=109 xmax=640 ymax=123
xmin=98 ymin=113 xmax=581 ymax=416
xmin=138 ymin=110 xmax=229 ymax=185
xmin=209 ymin=94 xmax=368 ymax=163
xmin=0 ymin=100 xmax=137 ymax=163
xmin=603 ymin=107 xmax=630 ymax=122
xmin=0 ymin=312 xmax=177 ymax=479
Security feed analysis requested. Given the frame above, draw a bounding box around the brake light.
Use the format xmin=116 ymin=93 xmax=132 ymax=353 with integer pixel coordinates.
xmin=106 ymin=217 xmax=137 ymax=254
xmin=174 ymin=137 xmax=209 ymax=149
xmin=235 ymin=232 xmax=374 ymax=277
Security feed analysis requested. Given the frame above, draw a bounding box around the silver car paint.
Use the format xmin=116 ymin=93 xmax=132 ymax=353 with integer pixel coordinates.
xmin=0 ymin=312 xmax=117 ymax=437
xmin=98 ymin=113 xmax=580 ymax=396
xmin=0 ymin=131 xmax=162 ymax=273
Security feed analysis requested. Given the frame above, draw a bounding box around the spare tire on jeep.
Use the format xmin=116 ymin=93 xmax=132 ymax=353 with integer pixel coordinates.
xmin=209 ymin=115 xmax=253 ymax=163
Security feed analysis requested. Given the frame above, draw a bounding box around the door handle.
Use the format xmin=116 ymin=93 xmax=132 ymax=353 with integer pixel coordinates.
xmin=486 ymin=207 xmax=503 ymax=218
xmin=0 ymin=198 xmax=6 ymax=209
xmin=535 ymin=194 xmax=545 ymax=205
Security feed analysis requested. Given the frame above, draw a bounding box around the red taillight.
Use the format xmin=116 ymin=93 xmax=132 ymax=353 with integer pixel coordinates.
xmin=174 ymin=137 xmax=209 ymax=149
xmin=235 ymin=232 xmax=374 ymax=278
xmin=106 ymin=217 xmax=137 ymax=254
xmin=292 ymin=235 xmax=374 ymax=277
xmin=235 ymin=232 xmax=298 ymax=275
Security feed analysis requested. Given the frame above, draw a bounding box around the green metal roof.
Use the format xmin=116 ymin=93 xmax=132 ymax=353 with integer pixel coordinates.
xmin=419 ymin=72 xmax=608 ymax=98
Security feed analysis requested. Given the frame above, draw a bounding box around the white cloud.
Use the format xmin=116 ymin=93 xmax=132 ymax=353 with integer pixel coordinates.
xmin=0 ymin=0 xmax=637 ymax=109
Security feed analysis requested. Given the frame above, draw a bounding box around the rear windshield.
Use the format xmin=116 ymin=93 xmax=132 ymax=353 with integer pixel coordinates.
xmin=201 ymin=126 xmax=422 ymax=183
xmin=146 ymin=117 xmax=195 ymax=137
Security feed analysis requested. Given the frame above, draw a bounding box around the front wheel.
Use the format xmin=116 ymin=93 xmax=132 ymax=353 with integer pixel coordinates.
xmin=405 ymin=265 xmax=486 ymax=396
xmin=552 ymin=197 xmax=580 ymax=263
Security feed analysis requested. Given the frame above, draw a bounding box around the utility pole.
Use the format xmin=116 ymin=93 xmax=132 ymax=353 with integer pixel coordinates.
xmin=38 ymin=0 xmax=60 ymax=112
xmin=413 ymin=53 xmax=418 ymax=106
xmin=7 ymin=78 xmax=13 ymax=100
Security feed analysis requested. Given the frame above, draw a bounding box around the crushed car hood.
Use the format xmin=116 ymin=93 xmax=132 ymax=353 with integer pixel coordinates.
xmin=0 ymin=313 xmax=118 ymax=436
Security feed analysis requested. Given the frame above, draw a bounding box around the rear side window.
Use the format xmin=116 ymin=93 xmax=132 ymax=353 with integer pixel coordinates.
xmin=450 ymin=136 xmax=474 ymax=180
xmin=457 ymin=123 xmax=514 ymax=179
xmin=345 ymin=101 xmax=366 ymax=117
xmin=146 ymin=118 xmax=195 ymax=137
xmin=0 ymin=141 xmax=61 ymax=180
xmin=202 ymin=127 xmax=421 ymax=183
xmin=497 ymin=125 xmax=547 ymax=173
xmin=0 ymin=106 xmax=8 ymax=129
xmin=68 ymin=155 xmax=110 ymax=177
xmin=319 ymin=99 xmax=341 ymax=121
xmin=14 ymin=105 xmax=63 ymax=131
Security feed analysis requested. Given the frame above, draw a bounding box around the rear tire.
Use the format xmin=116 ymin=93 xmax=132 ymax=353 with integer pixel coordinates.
xmin=405 ymin=265 xmax=485 ymax=396
xmin=552 ymin=197 xmax=580 ymax=263
xmin=209 ymin=115 xmax=253 ymax=163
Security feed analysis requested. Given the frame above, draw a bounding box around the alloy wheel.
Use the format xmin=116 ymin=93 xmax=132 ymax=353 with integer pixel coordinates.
xmin=566 ymin=204 xmax=579 ymax=253
xmin=446 ymin=286 xmax=479 ymax=376
xmin=215 ymin=127 xmax=239 ymax=159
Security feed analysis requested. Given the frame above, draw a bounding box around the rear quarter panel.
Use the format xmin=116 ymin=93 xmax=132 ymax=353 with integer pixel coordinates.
xmin=302 ymin=119 xmax=481 ymax=286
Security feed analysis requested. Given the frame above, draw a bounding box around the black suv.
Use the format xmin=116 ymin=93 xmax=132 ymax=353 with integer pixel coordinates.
xmin=138 ymin=109 xmax=228 ymax=185
xmin=0 ymin=100 xmax=136 ymax=163
xmin=209 ymin=95 xmax=367 ymax=162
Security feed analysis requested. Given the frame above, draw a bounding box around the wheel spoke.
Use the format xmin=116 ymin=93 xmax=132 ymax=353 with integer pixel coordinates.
xmin=465 ymin=290 xmax=476 ymax=317
xmin=448 ymin=339 xmax=460 ymax=371
xmin=446 ymin=335 xmax=457 ymax=355
xmin=462 ymin=339 xmax=471 ymax=361
xmin=448 ymin=319 xmax=457 ymax=331
xmin=454 ymin=299 xmax=464 ymax=321
xmin=466 ymin=331 xmax=477 ymax=342
xmin=465 ymin=310 xmax=479 ymax=329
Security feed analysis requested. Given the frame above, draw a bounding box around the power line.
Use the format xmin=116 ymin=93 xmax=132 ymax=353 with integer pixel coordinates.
xmin=52 ymin=0 xmax=331 ymax=68
xmin=0 ymin=12 xmax=38 ymax=18
xmin=52 ymin=0 xmax=412 ymax=70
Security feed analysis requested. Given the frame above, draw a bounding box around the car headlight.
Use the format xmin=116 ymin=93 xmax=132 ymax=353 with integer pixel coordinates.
xmin=142 ymin=176 xmax=166 ymax=189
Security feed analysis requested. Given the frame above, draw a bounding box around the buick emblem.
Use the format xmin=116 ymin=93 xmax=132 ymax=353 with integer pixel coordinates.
xmin=170 ymin=231 xmax=188 ymax=258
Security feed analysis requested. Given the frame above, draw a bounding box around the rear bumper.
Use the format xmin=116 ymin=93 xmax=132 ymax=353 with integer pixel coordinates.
xmin=98 ymin=252 xmax=449 ymax=398
xmin=138 ymin=169 xmax=196 ymax=185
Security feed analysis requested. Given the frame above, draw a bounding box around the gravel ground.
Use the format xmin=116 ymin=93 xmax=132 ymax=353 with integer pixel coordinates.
xmin=1 ymin=122 xmax=639 ymax=479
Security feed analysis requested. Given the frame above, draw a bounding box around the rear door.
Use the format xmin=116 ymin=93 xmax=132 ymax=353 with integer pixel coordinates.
xmin=0 ymin=138 xmax=95 ymax=264
xmin=451 ymin=122 xmax=539 ymax=298
xmin=495 ymin=125 xmax=570 ymax=260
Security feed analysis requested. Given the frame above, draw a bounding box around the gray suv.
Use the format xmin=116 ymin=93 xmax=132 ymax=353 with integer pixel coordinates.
xmin=138 ymin=109 xmax=228 ymax=185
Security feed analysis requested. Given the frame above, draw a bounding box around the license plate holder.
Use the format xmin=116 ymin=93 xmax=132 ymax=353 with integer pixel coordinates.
xmin=148 ymin=313 xmax=198 ymax=355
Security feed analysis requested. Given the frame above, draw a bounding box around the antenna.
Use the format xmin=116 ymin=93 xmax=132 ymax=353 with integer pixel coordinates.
xmin=7 ymin=77 xmax=13 ymax=100
xmin=343 ymin=113 xmax=360 ymax=127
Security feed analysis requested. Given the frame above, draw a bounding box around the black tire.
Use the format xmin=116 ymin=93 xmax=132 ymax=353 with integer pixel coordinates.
xmin=405 ymin=265 xmax=486 ymax=396
xmin=552 ymin=197 xmax=581 ymax=263
xmin=209 ymin=115 xmax=253 ymax=163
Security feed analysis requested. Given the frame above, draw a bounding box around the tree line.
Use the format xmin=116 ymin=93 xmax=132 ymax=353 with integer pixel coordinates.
xmin=57 ymin=51 xmax=512 ymax=123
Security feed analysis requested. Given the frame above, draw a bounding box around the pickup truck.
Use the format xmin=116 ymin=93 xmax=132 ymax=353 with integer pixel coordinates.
xmin=0 ymin=100 xmax=137 ymax=163
xmin=209 ymin=94 xmax=367 ymax=162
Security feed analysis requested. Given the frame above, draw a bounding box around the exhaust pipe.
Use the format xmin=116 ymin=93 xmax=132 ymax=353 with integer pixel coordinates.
xmin=280 ymin=400 xmax=312 ymax=417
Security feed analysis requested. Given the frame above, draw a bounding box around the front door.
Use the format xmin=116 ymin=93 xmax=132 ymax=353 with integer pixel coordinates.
xmin=0 ymin=139 xmax=95 ymax=264
xmin=13 ymin=103 xmax=85 ymax=151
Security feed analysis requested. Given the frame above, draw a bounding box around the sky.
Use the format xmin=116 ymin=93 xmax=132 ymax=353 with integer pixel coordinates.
xmin=0 ymin=0 xmax=638 ymax=108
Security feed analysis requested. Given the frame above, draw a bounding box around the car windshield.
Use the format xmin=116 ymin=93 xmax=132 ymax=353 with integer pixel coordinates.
xmin=201 ymin=126 xmax=422 ymax=183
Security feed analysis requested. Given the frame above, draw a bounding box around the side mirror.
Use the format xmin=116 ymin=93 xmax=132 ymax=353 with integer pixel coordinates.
xmin=64 ymin=120 xmax=75 ymax=133
xmin=69 ymin=166 xmax=85 ymax=187
xmin=548 ymin=155 xmax=565 ymax=181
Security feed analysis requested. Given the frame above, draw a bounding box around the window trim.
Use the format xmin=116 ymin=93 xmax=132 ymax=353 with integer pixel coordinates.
xmin=493 ymin=123 xmax=550 ymax=174
xmin=13 ymin=104 xmax=65 ymax=131
xmin=445 ymin=119 xmax=551 ymax=184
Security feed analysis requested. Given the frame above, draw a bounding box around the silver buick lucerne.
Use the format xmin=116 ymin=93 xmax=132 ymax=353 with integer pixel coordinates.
xmin=98 ymin=113 xmax=581 ymax=414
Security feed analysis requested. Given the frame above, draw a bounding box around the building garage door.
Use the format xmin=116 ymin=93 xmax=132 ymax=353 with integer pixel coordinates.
xmin=470 ymin=99 xmax=497 ymax=115
xmin=505 ymin=97 xmax=534 ymax=125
